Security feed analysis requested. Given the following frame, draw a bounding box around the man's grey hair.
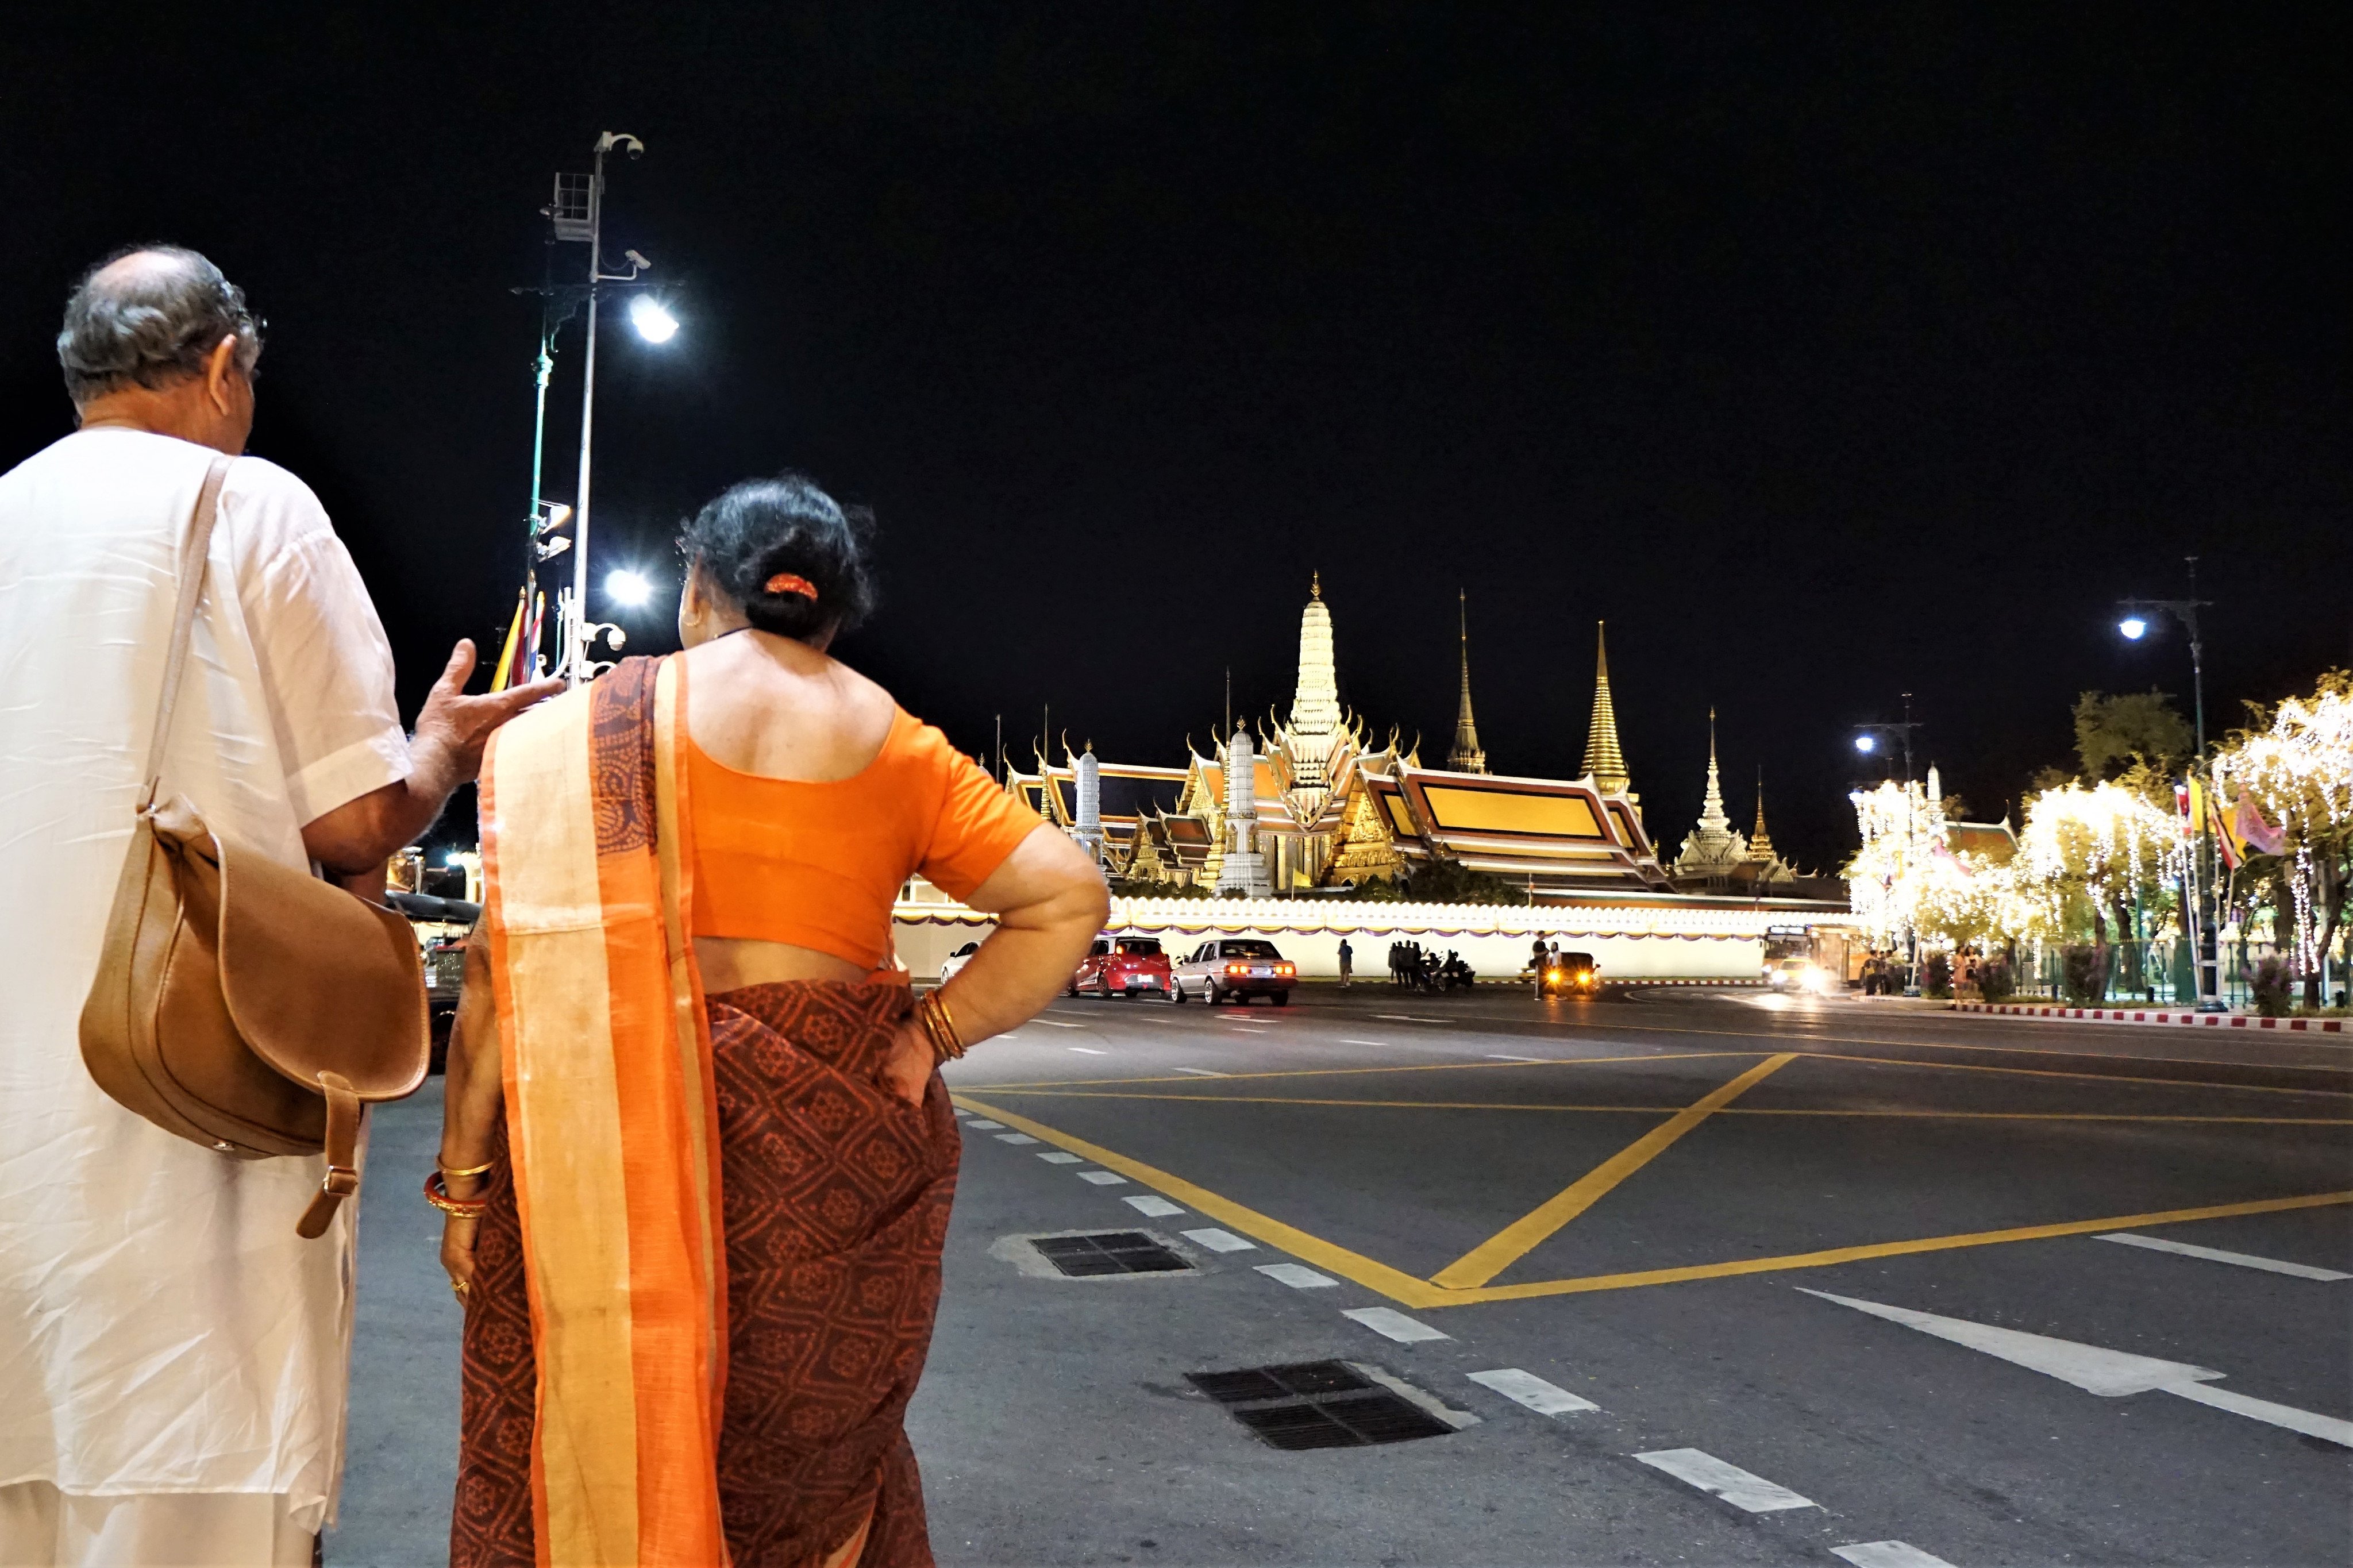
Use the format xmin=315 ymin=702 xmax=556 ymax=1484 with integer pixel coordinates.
xmin=57 ymin=245 xmax=264 ymax=404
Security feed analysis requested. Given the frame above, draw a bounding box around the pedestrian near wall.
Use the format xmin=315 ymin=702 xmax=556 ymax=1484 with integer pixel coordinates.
xmin=434 ymin=473 xmax=1108 ymax=1566
xmin=0 ymin=248 xmax=557 ymax=1566
xmin=1338 ymin=937 xmax=1353 ymax=987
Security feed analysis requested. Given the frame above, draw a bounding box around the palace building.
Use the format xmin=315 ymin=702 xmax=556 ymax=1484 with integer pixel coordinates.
xmin=1006 ymin=578 xmax=1682 ymax=898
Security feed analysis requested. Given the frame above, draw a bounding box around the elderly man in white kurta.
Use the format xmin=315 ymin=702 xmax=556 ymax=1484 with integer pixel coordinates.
xmin=0 ymin=248 xmax=556 ymax=1566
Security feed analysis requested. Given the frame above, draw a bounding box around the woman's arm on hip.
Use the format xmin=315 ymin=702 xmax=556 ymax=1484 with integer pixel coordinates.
xmin=877 ymin=825 xmax=1107 ymax=1103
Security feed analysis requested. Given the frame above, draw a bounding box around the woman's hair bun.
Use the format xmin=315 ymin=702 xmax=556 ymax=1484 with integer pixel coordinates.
xmin=676 ymin=472 xmax=877 ymax=643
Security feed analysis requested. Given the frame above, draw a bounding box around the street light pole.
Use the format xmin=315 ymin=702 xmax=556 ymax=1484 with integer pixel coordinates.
xmin=544 ymin=130 xmax=653 ymax=686
xmin=1854 ymin=697 xmax=1927 ymax=993
xmin=2117 ymin=555 xmax=2220 ymax=1009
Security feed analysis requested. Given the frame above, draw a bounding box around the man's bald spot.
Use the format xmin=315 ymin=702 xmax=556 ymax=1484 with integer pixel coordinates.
xmin=57 ymin=243 xmax=263 ymax=403
xmin=88 ymin=248 xmax=205 ymax=298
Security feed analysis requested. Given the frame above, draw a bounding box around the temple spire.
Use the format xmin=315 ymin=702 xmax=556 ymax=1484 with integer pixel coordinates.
xmin=1696 ymin=708 xmax=1728 ymax=831
xmin=1282 ymin=573 xmax=1342 ymax=794
xmin=1287 ymin=573 xmax=1340 ymax=740
xmin=1747 ymin=767 xmax=1777 ymax=862
xmin=1580 ymin=621 xmax=1631 ymax=796
xmin=1448 ymin=590 xmax=1488 ymax=773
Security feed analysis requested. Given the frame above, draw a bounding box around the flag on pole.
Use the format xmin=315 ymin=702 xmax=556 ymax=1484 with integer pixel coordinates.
xmin=2204 ymin=781 xmax=2242 ymax=872
xmin=489 ymin=588 xmax=527 ymax=693
xmin=2234 ymin=787 xmax=2285 ymax=856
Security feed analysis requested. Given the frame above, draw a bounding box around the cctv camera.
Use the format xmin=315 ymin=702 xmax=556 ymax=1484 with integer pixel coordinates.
xmin=625 ymin=249 xmax=653 ymax=271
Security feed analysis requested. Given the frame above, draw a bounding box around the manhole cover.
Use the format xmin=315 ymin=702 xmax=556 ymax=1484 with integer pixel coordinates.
xmin=1031 ymin=1231 xmax=1195 ymax=1277
xmin=1187 ymin=1360 xmax=1457 ymax=1450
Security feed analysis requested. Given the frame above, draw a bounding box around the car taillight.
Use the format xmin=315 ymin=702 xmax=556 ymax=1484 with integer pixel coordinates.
xmin=1276 ymin=964 xmax=1294 ymax=976
xmin=1227 ymin=962 xmax=1247 ymax=976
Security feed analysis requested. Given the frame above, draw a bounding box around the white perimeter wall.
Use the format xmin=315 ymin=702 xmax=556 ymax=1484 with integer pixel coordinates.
xmin=893 ymin=893 xmax=1854 ymax=982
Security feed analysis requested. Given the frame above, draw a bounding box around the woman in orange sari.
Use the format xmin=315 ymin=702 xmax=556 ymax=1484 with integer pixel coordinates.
xmin=433 ymin=474 xmax=1108 ymax=1567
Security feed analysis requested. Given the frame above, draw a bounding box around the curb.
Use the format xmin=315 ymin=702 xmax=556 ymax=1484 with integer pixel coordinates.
xmin=1948 ymin=1002 xmax=2345 ymax=1034
xmin=1627 ymin=977 xmax=1772 ymax=988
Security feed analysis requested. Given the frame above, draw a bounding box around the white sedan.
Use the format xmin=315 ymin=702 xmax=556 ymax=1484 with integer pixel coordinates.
xmin=938 ymin=941 xmax=980 ymax=984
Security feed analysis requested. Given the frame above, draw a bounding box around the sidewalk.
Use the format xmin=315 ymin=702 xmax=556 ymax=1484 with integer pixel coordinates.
xmin=1948 ymin=1001 xmax=2346 ymax=1034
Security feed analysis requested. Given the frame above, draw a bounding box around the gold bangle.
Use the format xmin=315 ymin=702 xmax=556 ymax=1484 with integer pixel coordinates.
xmin=919 ymin=989 xmax=966 ymax=1062
xmin=437 ymin=1157 xmax=498 ymax=1179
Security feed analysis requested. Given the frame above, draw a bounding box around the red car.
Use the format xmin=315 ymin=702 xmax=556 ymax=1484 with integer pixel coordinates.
xmin=1070 ymin=935 xmax=1176 ymax=1000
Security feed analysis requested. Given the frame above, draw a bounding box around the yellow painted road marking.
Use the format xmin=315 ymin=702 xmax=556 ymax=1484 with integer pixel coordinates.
xmin=1815 ymin=1049 xmax=2353 ymax=1098
xmin=952 ymin=1093 xmax=1455 ymax=1309
xmin=1445 ymin=1191 xmax=2353 ymax=1304
xmin=959 ymin=1092 xmax=2353 ymax=1311
xmin=954 ymin=1049 xmax=1755 ymax=1092
xmin=1431 ymin=1054 xmax=1799 ymax=1289
xmin=961 ymin=1087 xmax=2351 ymax=1126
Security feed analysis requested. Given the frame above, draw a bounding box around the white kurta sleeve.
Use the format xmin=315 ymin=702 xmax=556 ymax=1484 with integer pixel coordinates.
xmin=225 ymin=461 xmax=412 ymax=826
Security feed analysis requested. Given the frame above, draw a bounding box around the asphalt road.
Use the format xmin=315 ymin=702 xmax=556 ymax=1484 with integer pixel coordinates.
xmin=333 ymin=985 xmax=2352 ymax=1567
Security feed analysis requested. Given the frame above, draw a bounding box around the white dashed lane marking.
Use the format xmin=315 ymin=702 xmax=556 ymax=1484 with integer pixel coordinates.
xmin=1036 ymin=1152 xmax=1082 ymax=1165
xmin=994 ymin=1134 xmax=1038 ymax=1145
xmin=1339 ymin=1039 xmax=1388 ymax=1046
xmin=1068 ymin=1047 xmax=1106 ymax=1055
xmin=2094 ymin=1231 xmax=2352 ymax=1281
xmin=1467 ymin=1367 xmax=1599 ymax=1415
xmin=1123 ymin=1196 xmax=1184 ymax=1217
xmin=1486 ymin=1054 xmax=1548 ymax=1063
xmin=1632 ymin=1448 xmax=1816 ymax=1512
xmin=964 ymin=1120 xmax=1004 ymax=1130
xmin=1256 ymin=1262 xmax=1338 ymax=1288
xmin=1832 ymin=1543 xmax=1959 ymax=1568
xmin=1172 ymin=1067 xmax=1226 ymax=1077
xmin=1031 ymin=1019 xmax=1085 ymax=1029
xmin=1182 ymin=1228 xmax=1256 ymax=1253
xmin=1076 ymin=1170 xmax=1128 ymax=1186
xmin=1343 ymin=1307 xmax=1449 ymax=1343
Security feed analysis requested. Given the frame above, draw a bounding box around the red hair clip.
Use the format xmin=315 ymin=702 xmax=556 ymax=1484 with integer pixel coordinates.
xmin=762 ymin=573 xmax=818 ymax=600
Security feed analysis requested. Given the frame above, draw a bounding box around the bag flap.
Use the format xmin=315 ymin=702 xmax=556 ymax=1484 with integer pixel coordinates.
xmin=194 ymin=819 xmax=430 ymax=1102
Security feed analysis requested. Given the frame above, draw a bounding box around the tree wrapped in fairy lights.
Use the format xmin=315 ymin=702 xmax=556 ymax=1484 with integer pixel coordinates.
xmin=2213 ymin=672 xmax=2352 ymax=1009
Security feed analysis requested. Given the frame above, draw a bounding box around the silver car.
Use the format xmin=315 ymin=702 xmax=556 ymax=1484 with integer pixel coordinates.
xmin=1172 ymin=938 xmax=1297 ymax=1005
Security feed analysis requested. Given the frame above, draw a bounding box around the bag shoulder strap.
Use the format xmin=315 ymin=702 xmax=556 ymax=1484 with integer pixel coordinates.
xmin=140 ymin=455 xmax=234 ymax=808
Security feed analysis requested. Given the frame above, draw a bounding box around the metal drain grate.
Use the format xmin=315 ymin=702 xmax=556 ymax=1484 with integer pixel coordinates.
xmin=1031 ymin=1231 xmax=1193 ymax=1277
xmin=1187 ymin=1361 xmax=1455 ymax=1450
xmin=1188 ymin=1360 xmax=1374 ymax=1403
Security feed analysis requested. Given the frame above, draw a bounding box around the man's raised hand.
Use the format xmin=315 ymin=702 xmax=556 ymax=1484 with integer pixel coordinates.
xmin=412 ymin=639 xmax=566 ymax=785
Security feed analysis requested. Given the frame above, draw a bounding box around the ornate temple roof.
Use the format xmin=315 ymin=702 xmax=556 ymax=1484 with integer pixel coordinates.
xmin=1580 ymin=621 xmax=1631 ymax=797
xmin=1447 ymin=589 xmax=1488 ymax=774
xmin=1366 ymin=761 xmax=1667 ymax=892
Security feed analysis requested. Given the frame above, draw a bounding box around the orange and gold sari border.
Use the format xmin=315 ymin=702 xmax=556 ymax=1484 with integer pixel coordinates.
xmin=483 ymin=691 xmax=642 ymax=1567
xmin=652 ymin=657 xmax=725 ymax=1387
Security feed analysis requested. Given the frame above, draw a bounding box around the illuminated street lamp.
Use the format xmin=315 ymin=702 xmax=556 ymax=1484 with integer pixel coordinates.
xmin=628 ymin=296 xmax=680 ymax=343
xmin=2116 ymin=556 xmax=2221 ymax=1010
xmin=605 ymin=569 xmax=654 ymax=608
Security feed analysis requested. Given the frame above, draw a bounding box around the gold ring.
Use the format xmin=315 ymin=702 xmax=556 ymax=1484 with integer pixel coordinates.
xmin=450 ymin=1278 xmax=471 ymax=1301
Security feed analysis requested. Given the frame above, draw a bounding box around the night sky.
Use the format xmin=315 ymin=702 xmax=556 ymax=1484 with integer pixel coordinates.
xmin=6 ymin=9 xmax=2346 ymax=872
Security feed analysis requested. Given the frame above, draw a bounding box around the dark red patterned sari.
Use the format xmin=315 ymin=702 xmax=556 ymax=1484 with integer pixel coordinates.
xmin=453 ymin=657 xmax=961 ymax=1568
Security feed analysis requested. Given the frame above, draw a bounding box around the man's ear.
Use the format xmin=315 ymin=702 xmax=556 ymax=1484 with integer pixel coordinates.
xmin=204 ymin=335 xmax=241 ymax=413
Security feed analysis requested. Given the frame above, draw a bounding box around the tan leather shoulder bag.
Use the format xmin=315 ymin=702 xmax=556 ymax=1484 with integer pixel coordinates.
xmin=78 ymin=454 xmax=429 ymax=1238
